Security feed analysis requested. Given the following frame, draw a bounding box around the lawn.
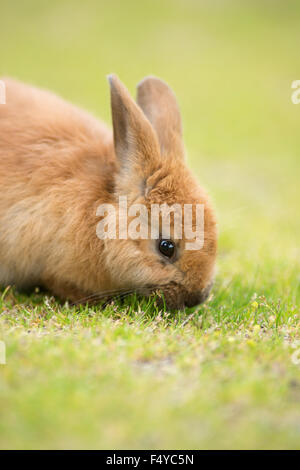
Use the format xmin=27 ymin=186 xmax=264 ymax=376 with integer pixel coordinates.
xmin=0 ymin=0 xmax=300 ymax=449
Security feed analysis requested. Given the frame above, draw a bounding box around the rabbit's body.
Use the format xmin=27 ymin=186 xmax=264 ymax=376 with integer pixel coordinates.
xmin=0 ymin=76 xmax=217 ymax=308
xmin=0 ymin=79 xmax=115 ymax=299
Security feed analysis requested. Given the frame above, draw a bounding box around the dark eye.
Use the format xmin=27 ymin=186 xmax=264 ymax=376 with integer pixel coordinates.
xmin=158 ymin=239 xmax=175 ymax=258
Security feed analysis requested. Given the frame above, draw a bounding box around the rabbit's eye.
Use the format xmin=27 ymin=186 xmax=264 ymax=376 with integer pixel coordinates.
xmin=158 ymin=239 xmax=175 ymax=258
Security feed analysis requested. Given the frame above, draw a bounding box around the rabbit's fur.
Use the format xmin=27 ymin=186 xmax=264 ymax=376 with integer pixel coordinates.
xmin=0 ymin=75 xmax=217 ymax=308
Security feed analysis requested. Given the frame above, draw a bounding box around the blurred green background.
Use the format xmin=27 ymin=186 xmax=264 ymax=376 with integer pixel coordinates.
xmin=0 ymin=0 xmax=299 ymax=450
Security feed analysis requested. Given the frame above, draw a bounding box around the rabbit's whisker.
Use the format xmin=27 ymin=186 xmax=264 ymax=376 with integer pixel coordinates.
xmin=71 ymin=284 xmax=162 ymax=307
xmin=71 ymin=287 xmax=137 ymax=305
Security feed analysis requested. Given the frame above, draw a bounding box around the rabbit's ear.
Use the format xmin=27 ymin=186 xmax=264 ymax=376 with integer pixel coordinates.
xmin=136 ymin=76 xmax=184 ymax=159
xmin=108 ymin=74 xmax=160 ymax=173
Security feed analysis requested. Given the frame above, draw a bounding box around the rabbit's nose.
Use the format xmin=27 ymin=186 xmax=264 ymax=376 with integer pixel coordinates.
xmin=184 ymin=291 xmax=204 ymax=308
xmin=184 ymin=283 xmax=213 ymax=307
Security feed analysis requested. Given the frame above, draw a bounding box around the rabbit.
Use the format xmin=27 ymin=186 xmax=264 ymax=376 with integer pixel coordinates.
xmin=0 ymin=74 xmax=217 ymax=309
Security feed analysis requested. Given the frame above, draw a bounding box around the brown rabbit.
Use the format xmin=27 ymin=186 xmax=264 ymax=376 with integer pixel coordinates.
xmin=0 ymin=75 xmax=217 ymax=309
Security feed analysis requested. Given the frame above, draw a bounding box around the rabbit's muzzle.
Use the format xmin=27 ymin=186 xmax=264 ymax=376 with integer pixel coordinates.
xmin=156 ymin=281 xmax=213 ymax=310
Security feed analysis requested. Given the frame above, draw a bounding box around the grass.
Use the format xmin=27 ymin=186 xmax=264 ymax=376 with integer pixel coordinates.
xmin=0 ymin=0 xmax=300 ymax=449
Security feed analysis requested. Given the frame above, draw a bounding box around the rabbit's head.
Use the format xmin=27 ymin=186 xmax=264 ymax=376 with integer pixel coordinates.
xmin=100 ymin=75 xmax=217 ymax=309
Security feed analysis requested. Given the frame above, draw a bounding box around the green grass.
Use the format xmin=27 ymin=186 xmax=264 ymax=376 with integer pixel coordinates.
xmin=0 ymin=0 xmax=300 ymax=449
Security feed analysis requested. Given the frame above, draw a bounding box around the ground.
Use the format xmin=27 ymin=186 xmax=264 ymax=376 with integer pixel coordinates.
xmin=0 ymin=0 xmax=299 ymax=449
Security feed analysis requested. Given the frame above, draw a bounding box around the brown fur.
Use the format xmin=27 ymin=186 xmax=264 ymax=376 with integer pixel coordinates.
xmin=0 ymin=75 xmax=217 ymax=308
